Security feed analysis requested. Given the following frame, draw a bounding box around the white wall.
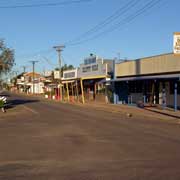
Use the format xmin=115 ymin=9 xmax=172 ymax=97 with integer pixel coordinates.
xmin=29 ymin=82 xmax=44 ymax=94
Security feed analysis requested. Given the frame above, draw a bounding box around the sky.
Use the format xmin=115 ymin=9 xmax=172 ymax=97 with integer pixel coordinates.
xmin=0 ymin=0 xmax=180 ymax=74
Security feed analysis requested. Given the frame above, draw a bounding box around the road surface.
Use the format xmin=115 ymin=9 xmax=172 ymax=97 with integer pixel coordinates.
xmin=0 ymin=92 xmax=180 ymax=180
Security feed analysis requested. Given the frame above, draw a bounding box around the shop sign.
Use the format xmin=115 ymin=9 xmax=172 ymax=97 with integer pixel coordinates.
xmin=174 ymin=32 xmax=180 ymax=55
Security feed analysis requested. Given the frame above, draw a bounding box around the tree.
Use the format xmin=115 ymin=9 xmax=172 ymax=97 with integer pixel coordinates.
xmin=0 ymin=39 xmax=15 ymax=76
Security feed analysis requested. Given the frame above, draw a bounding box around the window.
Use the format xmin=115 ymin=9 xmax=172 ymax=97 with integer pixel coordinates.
xmin=82 ymin=66 xmax=91 ymax=72
xmin=92 ymin=64 xmax=98 ymax=71
xmin=84 ymin=57 xmax=96 ymax=65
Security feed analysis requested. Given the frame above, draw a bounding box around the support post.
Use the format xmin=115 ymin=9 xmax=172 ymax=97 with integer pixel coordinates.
xmin=113 ymin=59 xmax=117 ymax=104
xmin=66 ymin=82 xmax=69 ymax=102
xmin=162 ymin=84 xmax=166 ymax=110
xmin=71 ymin=82 xmax=74 ymax=101
xmin=105 ymin=84 xmax=108 ymax=103
xmin=128 ymin=96 xmax=130 ymax=105
xmin=80 ymin=78 xmax=85 ymax=104
xmin=174 ymin=82 xmax=177 ymax=111
xmin=130 ymin=95 xmax=133 ymax=105
xmin=143 ymin=95 xmax=146 ymax=104
xmin=76 ymin=80 xmax=79 ymax=101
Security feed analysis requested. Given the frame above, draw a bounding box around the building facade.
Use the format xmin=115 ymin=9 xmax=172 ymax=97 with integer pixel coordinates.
xmin=113 ymin=53 xmax=180 ymax=109
xmin=15 ymin=72 xmax=45 ymax=94
xmin=78 ymin=54 xmax=113 ymax=103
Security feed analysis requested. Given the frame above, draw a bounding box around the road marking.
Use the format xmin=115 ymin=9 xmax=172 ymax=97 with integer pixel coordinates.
xmin=22 ymin=105 xmax=39 ymax=115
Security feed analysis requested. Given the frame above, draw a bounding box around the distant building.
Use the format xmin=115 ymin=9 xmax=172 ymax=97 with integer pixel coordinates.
xmin=15 ymin=72 xmax=45 ymax=94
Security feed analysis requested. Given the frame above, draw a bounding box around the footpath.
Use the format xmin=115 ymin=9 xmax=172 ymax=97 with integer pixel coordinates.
xmin=77 ymin=101 xmax=180 ymax=122
xmin=5 ymin=92 xmax=180 ymax=122
xmin=34 ymin=93 xmax=180 ymax=122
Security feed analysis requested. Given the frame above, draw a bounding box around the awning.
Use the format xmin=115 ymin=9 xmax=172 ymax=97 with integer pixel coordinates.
xmin=101 ymin=73 xmax=180 ymax=83
xmin=62 ymin=80 xmax=75 ymax=84
xmin=81 ymin=75 xmax=108 ymax=80
xmin=17 ymin=82 xmax=25 ymax=85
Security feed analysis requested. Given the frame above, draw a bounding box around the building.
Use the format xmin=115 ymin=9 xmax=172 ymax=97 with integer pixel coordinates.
xmin=60 ymin=54 xmax=113 ymax=103
xmin=113 ymin=53 xmax=180 ymax=109
xmin=61 ymin=68 xmax=79 ymax=102
xmin=78 ymin=54 xmax=113 ymax=103
xmin=15 ymin=72 xmax=45 ymax=94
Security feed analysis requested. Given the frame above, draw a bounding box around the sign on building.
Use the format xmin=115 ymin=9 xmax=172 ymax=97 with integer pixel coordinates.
xmin=173 ymin=32 xmax=180 ymax=55
xmin=63 ymin=69 xmax=77 ymax=80
xmin=44 ymin=71 xmax=52 ymax=77
xmin=54 ymin=70 xmax=60 ymax=79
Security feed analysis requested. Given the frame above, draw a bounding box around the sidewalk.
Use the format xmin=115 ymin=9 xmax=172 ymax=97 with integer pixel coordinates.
xmin=76 ymin=101 xmax=180 ymax=122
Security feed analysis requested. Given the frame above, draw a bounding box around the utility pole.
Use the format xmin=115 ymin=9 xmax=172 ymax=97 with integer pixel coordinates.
xmin=53 ymin=45 xmax=65 ymax=101
xmin=22 ymin=66 xmax=26 ymax=74
xmin=117 ymin=52 xmax=120 ymax=61
xmin=29 ymin=61 xmax=38 ymax=94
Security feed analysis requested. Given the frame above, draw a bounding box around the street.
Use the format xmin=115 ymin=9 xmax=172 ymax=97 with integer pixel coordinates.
xmin=0 ymin=92 xmax=180 ymax=180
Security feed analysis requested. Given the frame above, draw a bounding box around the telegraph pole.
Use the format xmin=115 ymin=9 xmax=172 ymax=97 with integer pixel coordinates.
xmin=22 ymin=66 xmax=26 ymax=73
xmin=53 ymin=45 xmax=65 ymax=101
xmin=29 ymin=61 xmax=38 ymax=94
xmin=117 ymin=52 xmax=120 ymax=61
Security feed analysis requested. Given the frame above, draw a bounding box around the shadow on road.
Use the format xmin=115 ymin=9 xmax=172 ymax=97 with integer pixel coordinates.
xmin=7 ymin=99 xmax=39 ymax=109
xmin=144 ymin=108 xmax=180 ymax=119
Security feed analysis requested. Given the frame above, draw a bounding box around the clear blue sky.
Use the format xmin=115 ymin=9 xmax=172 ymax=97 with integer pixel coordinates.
xmin=0 ymin=0 xmax=179 ymax=73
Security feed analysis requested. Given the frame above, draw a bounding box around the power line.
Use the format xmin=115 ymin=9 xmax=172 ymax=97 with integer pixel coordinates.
xmin=67 ymin=0 xmax=162 ymax=45
xmin=65 ymin=0 xmax=141 ymax=45
xmin=66 ymin=0 xmax=163 ymax=46
xmin=16 ymin=49 xmax=53 ymax=59
xmin=42 ymin=56 xmax=57 ymax=67
xmin=0 ymin=0 xmax=92 ymax=9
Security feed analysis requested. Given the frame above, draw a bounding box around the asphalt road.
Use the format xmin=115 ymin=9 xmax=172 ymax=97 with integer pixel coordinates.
xmin=0 ymin=92 xmax=180 ymax=180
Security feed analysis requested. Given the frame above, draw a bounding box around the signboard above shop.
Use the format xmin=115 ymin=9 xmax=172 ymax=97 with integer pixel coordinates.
xmin=54 ymin=70 xmax=60 ymax=79
xmin=173 ymin=32 xmax=180 ymax=55
xmin=44 ymin=71 xmax=52 ymax=77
